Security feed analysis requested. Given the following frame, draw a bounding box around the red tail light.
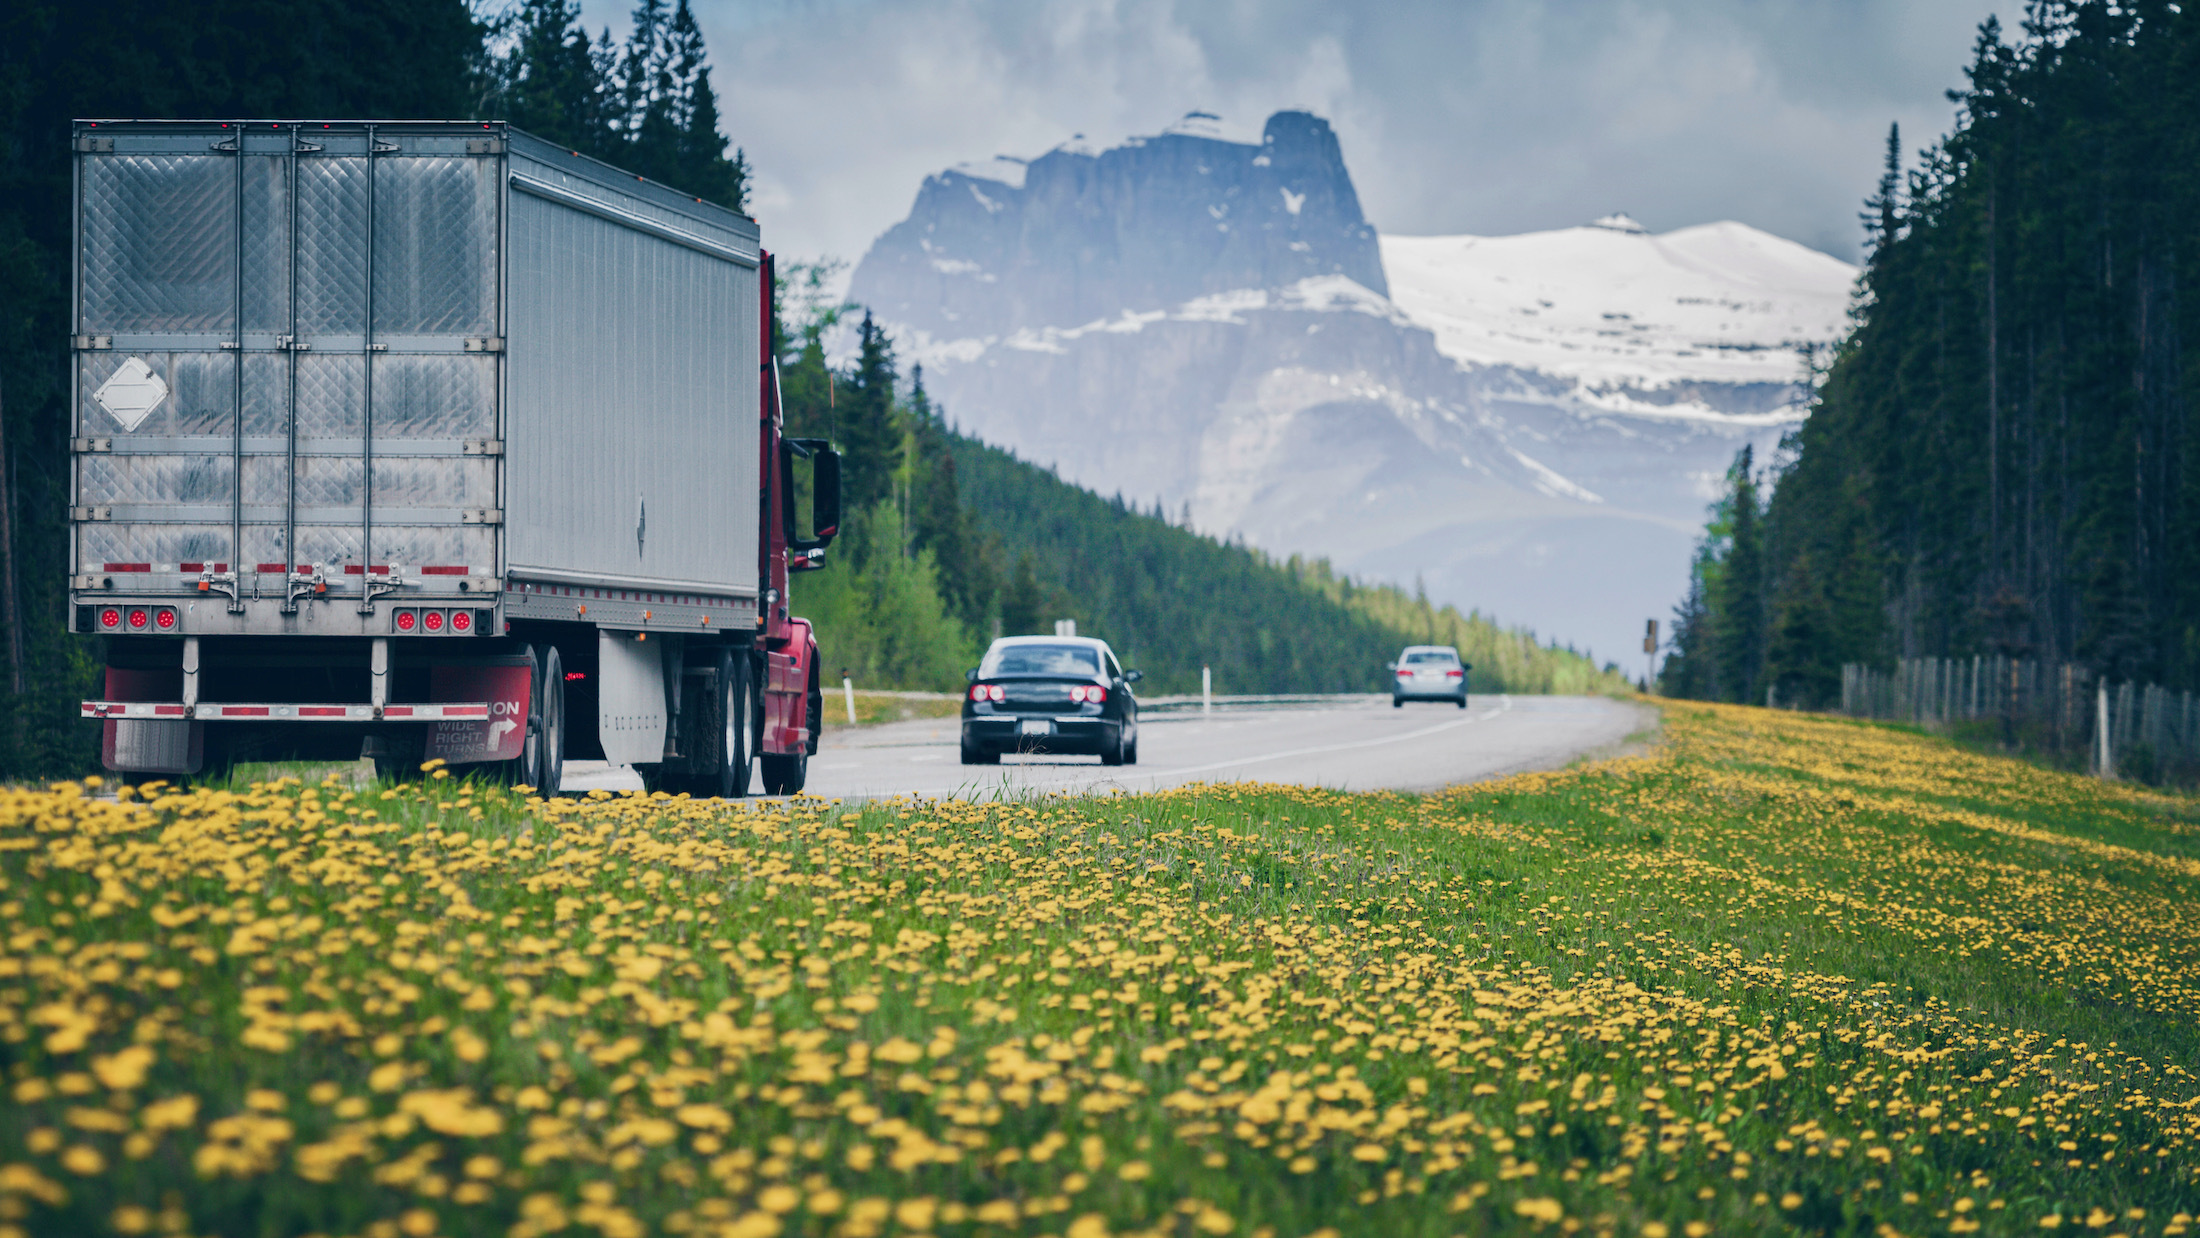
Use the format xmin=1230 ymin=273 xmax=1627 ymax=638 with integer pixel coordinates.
xmin=968 ymin=684 xmax=987 ymax=702
xmin=1445 ymin=669 xmax=1464 ymax=678
xmin=423 ymin=610 xmax=444 ymax=632
xmin=395 ymin=609 xmax=417 ymax=632
xmin=128 ymin=608 xmax=149 ymax=630
xmin=154 ymin=608 xmax=177 ymax=631
xmin=450 ymin=609 xmax=473 ymax=633
xmin=1395 ymin=668 xmax=1412 ymax=678
xmin=1072 ymin=685 xmax=1107 ymax=704
xmin=986 ymin=684 xmax=1005 ymax=703
xmin=99 ymin=608 xmax=122 ymax=630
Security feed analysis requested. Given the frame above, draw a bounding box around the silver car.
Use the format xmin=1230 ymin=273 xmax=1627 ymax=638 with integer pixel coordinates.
xmin=1389 ymin=645 xmax=1470 ymax=707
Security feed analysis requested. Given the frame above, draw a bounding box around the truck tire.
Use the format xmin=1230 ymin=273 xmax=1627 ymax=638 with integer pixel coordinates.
xmin=531 ymin=644 xmax=565 ymax=797
xmin=760 ymin=750 xmax=807 ymax=795
xmin=716 ymin=650 xmax=752 ymax=798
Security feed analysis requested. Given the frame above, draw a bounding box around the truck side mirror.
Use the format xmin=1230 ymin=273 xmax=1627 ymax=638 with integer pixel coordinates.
xmin=782 ymin=439 xmax=841 ymax=554
xmin=809 ymin=445 xmax=841 ymax=542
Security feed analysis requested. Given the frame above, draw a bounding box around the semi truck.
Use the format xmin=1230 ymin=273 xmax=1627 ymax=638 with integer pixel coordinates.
xmin=68 ymin=119 xmax=839 ymax=797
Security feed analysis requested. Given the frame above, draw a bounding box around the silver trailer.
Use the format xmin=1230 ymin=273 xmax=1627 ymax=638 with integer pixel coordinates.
xmin=70 ymin=120 xmax=835 ymax=794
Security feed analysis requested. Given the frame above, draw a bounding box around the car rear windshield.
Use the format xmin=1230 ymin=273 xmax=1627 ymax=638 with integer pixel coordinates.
xmin=982 ymin=644 xmax=1102 ymax=677
xmin=1403 ymin=650 xmax=1458 ymax=665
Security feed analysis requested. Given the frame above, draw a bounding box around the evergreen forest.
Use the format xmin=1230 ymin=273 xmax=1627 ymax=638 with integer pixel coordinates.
xmin=1663 ymin=0 xmax=2200 ymax=708
xmin=0 ymin=0 xmax=1621 ymax=776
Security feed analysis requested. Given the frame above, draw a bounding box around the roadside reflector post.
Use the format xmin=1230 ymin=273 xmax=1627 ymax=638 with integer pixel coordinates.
xmin=842 ymin=668 xmax=856 ymax=725
xmin=1202 ymin=665 xmax=1212 ymax=717
xmin=2097 ymin=678 xmax=2113 ymax=779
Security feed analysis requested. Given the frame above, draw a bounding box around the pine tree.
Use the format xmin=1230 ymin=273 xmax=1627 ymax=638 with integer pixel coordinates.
xmin=839 ymin=312 xmax=904 ymax=514
xmin=1713 ymin=446 xmax=1767 ymax=703
xmin=998 ymin=555 xmax=1046 ymax=637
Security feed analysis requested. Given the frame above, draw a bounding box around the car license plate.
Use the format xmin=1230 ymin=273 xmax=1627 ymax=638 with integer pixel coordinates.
xmin=1019 ymin=719 xmax=1055 ymax=737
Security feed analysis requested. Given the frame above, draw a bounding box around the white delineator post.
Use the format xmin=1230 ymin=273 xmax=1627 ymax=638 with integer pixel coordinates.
xmin=1202 ymin=666 xmax=1212 ymax=717
xmin=2096 ymin=679 xmax=2113 ymax=779
xmin=844 ymin=674 xmax=857 ymax=725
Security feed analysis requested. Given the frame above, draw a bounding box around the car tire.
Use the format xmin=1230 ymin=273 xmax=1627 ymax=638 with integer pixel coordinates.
xmin=1100 ymin=727 xmax=1125 ymax=766
xmin=1125 ymin=735 xmax=1138 ymax=765
xmin=1457 ymin=696 xmax=1468 ymax=709
xmin=961 ymin=741 xmax=997 ymax=766
xmin=1392 ymin=696 xmax=1403 ymax=709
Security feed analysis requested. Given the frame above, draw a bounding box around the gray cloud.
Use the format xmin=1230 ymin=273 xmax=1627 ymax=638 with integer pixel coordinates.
xmin=579 ymin=0 xmax=2004 ymax=265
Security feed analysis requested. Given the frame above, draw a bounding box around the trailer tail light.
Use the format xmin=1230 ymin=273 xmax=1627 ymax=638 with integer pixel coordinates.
xmin=423 ymin=609 xmax=444 ymax=632
xmin=395 ymin=609 xmax=417 ymax=632
xmin=450 ymin=609 xmax=473 ymax=633
xmin=154 ymin=607 xmax=177 ymax=631
xmin=1072 ymin=685 xmax=1107 ymax=704
xmin=99 ymin=608 xmax=122 ymax=630
xmin=127 ymin=608 xmax=150 ymax=630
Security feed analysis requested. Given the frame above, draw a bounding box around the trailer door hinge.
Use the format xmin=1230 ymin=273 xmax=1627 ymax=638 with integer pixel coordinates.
xmin=276 ymin=335 xmax=310 ymax=351
xmin=372 ymin=139 xmax=401 ymax=154
xmin=462 ymin=337 xmax=505 ymax=353
xmin=72 ymin=334 xmax=112 ymax=351
xmin=466 ymin=137 xmax=507 ymax=156
xmin=460 ymin=508 xmax=503 ymax=525
xmin=74 ymin=136 xmax=115 ymax=154
xmin=461 ymin=438 xmax=504 ymax=456
xmin=71 ymin=506 xmax=113 ymax=522
xmin=72 ymin=437 xmax=113 ymax=454
xmin=209 ymin=138 xmax=239 ymax=153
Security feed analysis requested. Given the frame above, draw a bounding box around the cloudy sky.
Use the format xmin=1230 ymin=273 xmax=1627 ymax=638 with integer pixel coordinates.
xmin=581 ymin=0 xmax=2006 ymax=267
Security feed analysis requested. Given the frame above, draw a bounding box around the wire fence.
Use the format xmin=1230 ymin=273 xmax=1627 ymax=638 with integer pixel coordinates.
xmin=1838 ymin=656 xmax=2200 ymax=780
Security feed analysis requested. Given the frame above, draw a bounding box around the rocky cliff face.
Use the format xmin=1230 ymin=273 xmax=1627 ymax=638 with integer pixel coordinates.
xmin=844 ymin=112 xmax=1852 ymax=665
xmin=851 ymin=111 xmax=1385 ymax=340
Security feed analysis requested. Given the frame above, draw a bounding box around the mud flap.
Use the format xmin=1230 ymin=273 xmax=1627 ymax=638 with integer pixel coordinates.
xmin=427 ymin=658 xmax=533 ymax=766
xmin=102 ymin=667 xmax=203 ymax=775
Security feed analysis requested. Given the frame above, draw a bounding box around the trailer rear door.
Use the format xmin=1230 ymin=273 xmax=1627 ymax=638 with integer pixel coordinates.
xmin=73 ymin=123 xmax=503 ymax=600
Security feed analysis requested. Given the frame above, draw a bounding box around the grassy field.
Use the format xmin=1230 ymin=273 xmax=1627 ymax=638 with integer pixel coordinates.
xmin=818 ymin=692 xmax=964 ymax=731
xmin=0 ymin=702 xmax=2195 ymax=1237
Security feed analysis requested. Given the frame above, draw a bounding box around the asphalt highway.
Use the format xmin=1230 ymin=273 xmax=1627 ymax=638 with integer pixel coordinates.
xmin=562 ymin=694 xmax=1656 ymax=800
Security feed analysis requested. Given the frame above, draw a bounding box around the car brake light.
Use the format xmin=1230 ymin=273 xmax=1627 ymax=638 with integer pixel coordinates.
xmin=423 ymin=610 xmax=444 ymax=632
xmin=986 ymin=684 xmax=1005 ymax=703
xmin=1446 ymin=669 xmax=1464 ymax=678
xmin=100 ymin=608 xmax=122 ymax=630
xmin=1073 ymin=685 xmax=1107 ymax=704
xmin=969 ymin=684 xmax=985 ymax=702
xmin=1395 ymin=668 xmax=1412 ymax=677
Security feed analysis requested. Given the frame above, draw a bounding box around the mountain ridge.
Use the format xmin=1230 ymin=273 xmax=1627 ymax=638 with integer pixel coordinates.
xmin=846 ymin=111 xmax=1856 ymax=663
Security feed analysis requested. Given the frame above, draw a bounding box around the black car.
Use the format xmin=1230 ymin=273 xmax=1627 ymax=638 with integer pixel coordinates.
xmin=961 ymin=636 xmax=1141 ymax=765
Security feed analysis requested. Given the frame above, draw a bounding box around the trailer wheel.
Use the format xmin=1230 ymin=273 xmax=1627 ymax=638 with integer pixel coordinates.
xmin=532 ymin=644 xmax=565 ymax=797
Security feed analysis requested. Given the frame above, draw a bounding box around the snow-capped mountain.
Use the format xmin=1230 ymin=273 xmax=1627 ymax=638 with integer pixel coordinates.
xmin=846 ymin=112 xmax=1858 ymax=666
